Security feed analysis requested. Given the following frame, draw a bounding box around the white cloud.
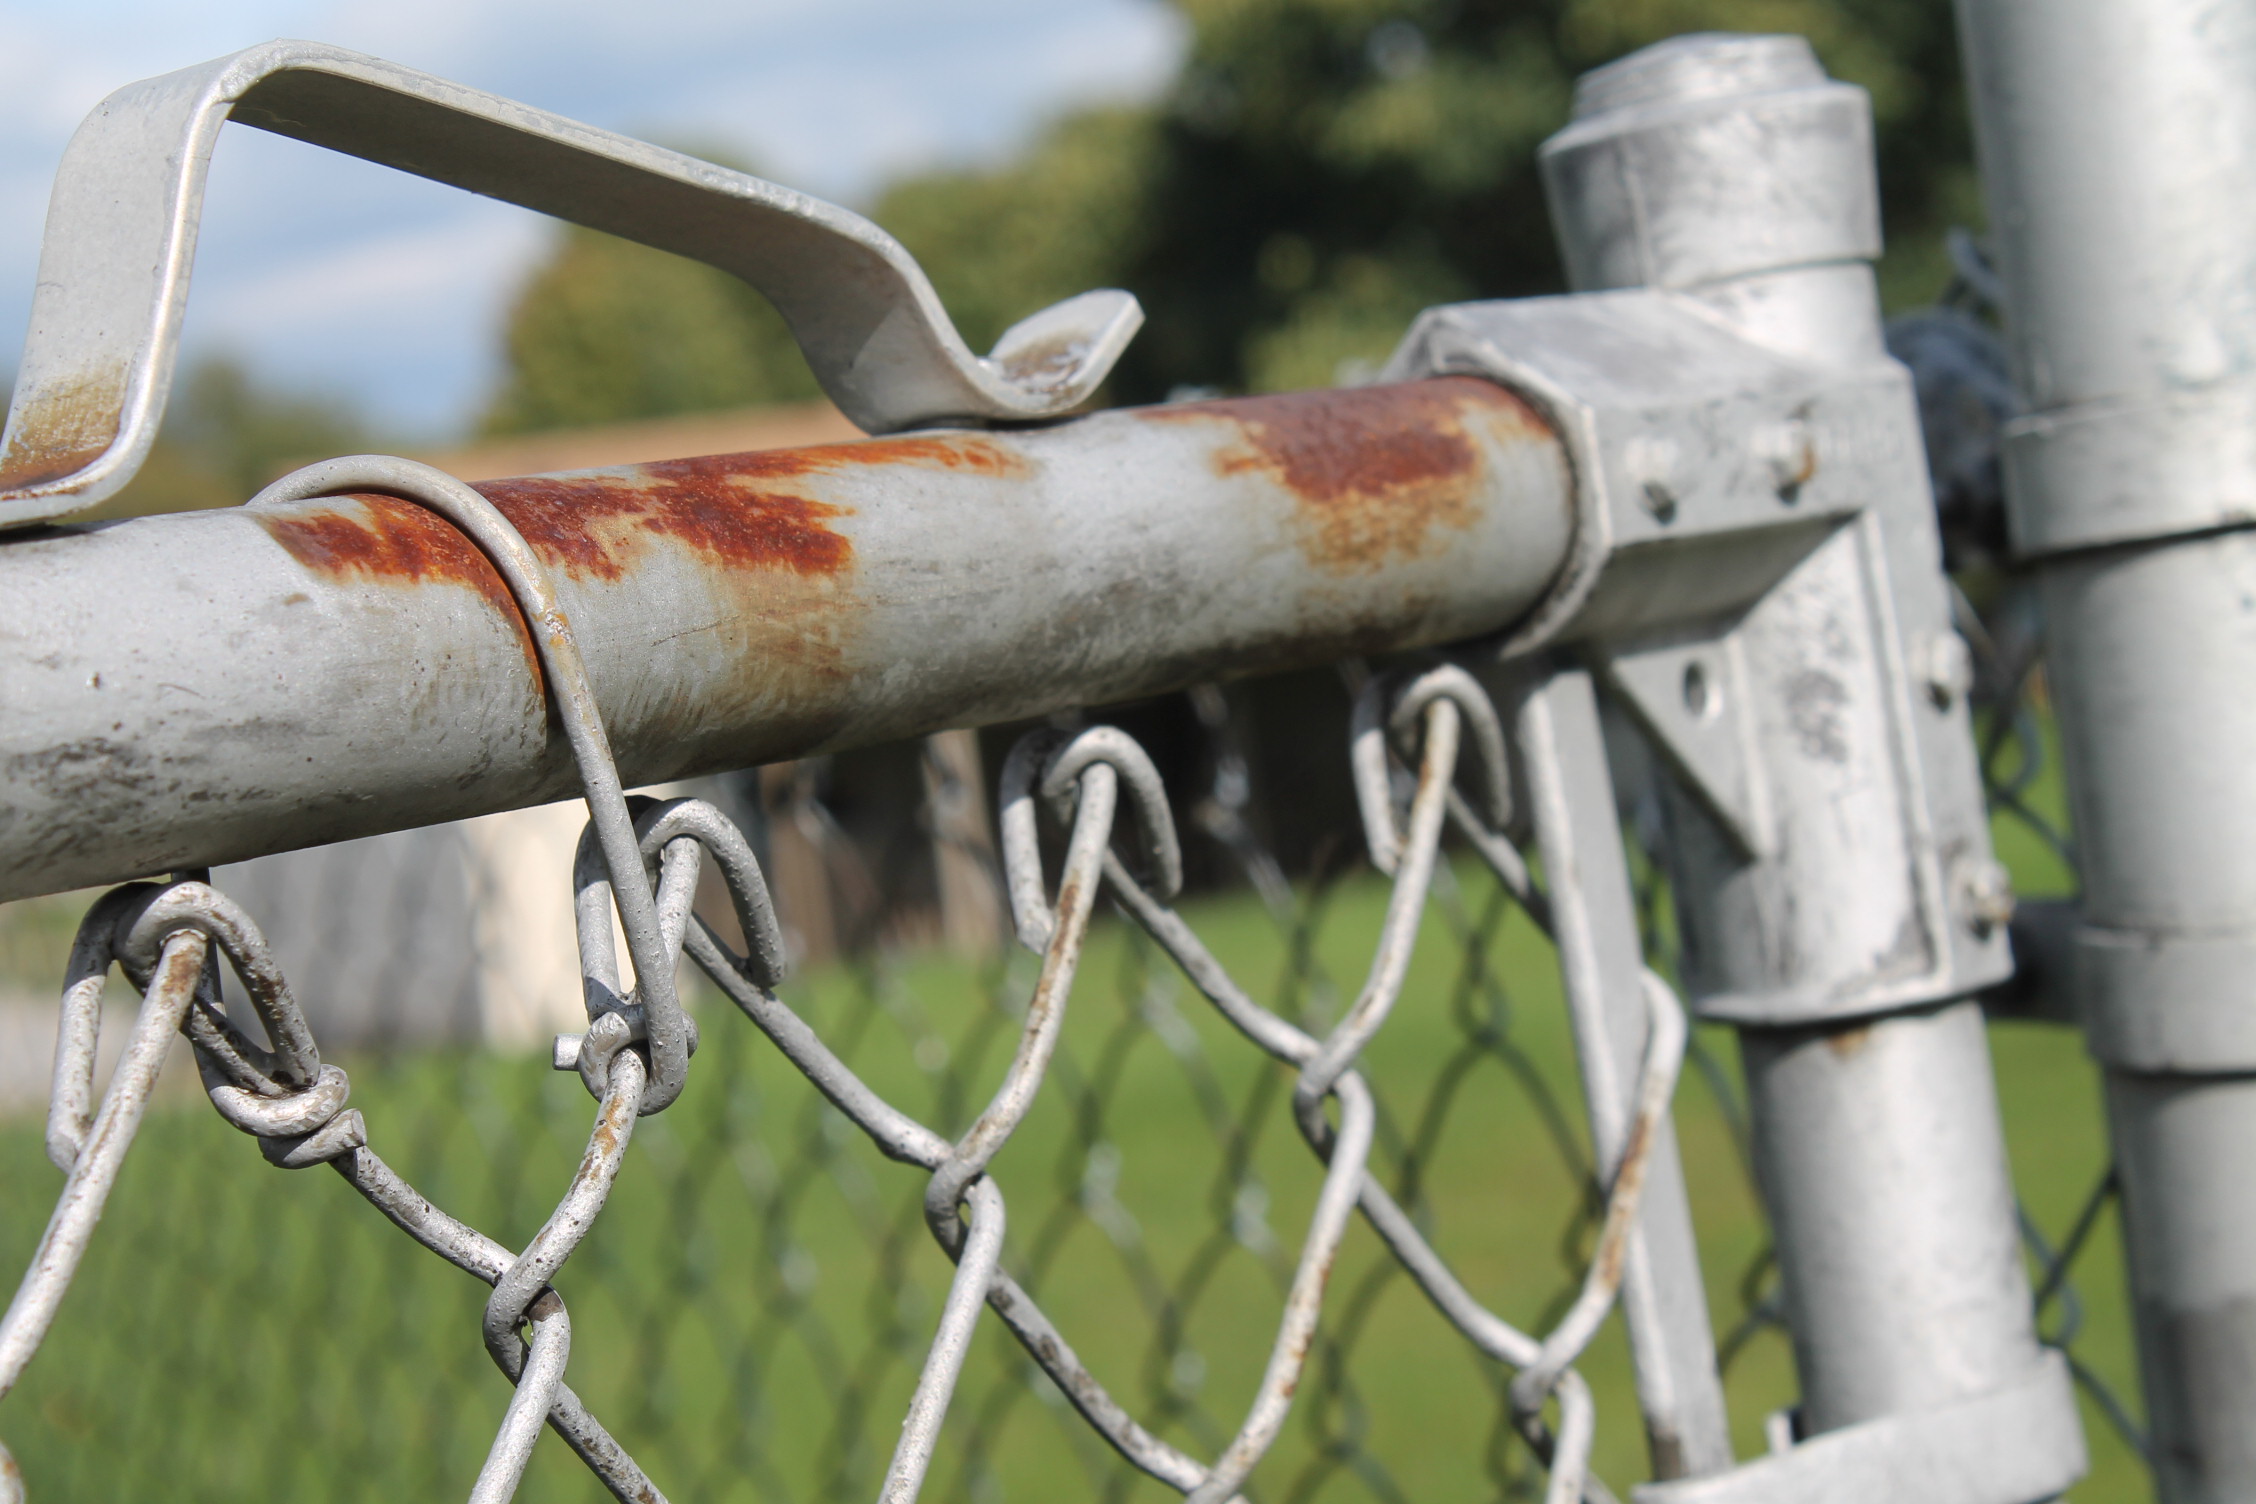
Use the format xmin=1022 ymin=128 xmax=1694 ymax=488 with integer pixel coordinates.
xmin=0 ymin=0 xmax=1186 ymax=438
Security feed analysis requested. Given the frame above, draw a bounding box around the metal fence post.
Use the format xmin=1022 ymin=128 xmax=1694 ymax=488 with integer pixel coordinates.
xmin=1955 ymin=0 xmax=2256 ymax=1495
xmin=1533 ymin=34 xmax=2081 ymax=1499
xmin=1517 ymin=666 xmax=1734 ymax=1479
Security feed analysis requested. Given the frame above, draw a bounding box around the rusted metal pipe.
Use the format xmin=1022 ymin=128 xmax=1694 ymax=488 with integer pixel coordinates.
xmin=0 ymin=378 xmax=1573 ymax=902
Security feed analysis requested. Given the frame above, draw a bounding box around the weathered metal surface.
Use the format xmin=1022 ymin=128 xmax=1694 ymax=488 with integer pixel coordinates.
xmin=1957 ymin=0 xmax=2256 ymax=1496
xmin=0 ymin=40 xmax=1142 ymax=527
xmin=1516 ymin=668 xmax=1731 ymax=1479
xmin=0 ymin=378 xmax=1572 ymax=902
xmin=1518 ymin=31 xmax=2078 ymax=1503
xmin=247 ymin=453 xmax=698 ymax=1112
xmin=0 ymin=26 xmax=2110 ymax=1504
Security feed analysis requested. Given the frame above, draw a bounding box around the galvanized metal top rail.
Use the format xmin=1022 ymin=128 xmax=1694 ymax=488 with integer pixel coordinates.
xmin=0 ymin=379 xmax=1573 ymax=901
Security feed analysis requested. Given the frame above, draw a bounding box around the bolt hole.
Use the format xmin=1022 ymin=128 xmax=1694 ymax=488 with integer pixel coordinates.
xmin=1641 ymin=480 xmax=1678 ymax=523
xmin=1682 ymin=661 xmax=1718 ymax=720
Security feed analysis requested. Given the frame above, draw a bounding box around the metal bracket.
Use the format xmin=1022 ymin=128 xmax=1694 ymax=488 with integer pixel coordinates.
xmin=1595 ymin=631 xmax=1775 ymax=861
xmin=1391 ymin=293 xmax=2010 ymax=1025
xmin=1631 ymin=1352 xmax=2085 ymax=1504
xmin=0 ymin=39 xmax=1144 ymax=529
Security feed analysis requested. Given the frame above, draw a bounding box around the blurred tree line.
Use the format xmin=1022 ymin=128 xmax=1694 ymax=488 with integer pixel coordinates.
xmin=96 ymin=0 xmax=1979 ymax=507
xmin=483 ymin=0 xmax=1978 ymax=434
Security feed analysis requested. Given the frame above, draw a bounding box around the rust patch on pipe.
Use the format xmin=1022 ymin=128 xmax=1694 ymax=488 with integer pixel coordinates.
xmin=1140 ymin=378 xmax=1547 ymax=576
xmin=256 ymin=430 xmax=1027 ymax=596
xmin=479 ymin=462 xmax=851 ymax=584
xmin=259 ymin=499 xmax=513 ymax=612
xmin=258 ymin=497 xmax=545 ymax=675
xmin=244 ymin=433 xmax=1043 ymax=767
xmin=471 ymin=432 xmax=1023 ymax=582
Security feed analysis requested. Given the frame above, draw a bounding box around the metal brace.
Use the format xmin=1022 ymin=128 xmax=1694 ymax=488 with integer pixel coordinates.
xmin=0 ymin=40 xmax=1143 ymax=528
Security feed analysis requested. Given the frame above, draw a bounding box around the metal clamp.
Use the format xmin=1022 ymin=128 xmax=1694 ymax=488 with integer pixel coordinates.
xmin=0 ymin=39 xmax=1143 ymax=528
xmin=1632 ymin=1353 xmax=2085 ymax=1504
xmin=2005 ymin=380 xmax=2256 ymax=558
xmin=2075 ymin=924 xmax=2256 ymax=1072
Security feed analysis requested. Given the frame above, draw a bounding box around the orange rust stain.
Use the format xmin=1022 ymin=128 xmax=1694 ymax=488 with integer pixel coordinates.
xmin=654 ymin=432 xmax=1029 ymax=484
xmin=1142 ymin=378 xmax=1547 ymax=575
xmin=477 ymin=452 xmax=857 ymax=584
xmin=0 ymin=373 xmax=127 ymax=492
xmin=257 ymin=496 xmax=539 ymax=672
xmin=1825 ymin=1023 xmax=1874 ymax=1060
xmin=463 ymin=430 xmax=1042 ymax=581
xmin=479 ymin=425 xmax=1026 ymax=571
xmin=0 ymin=440 xmax=108 ymax=493
xmin=258 ymin=431 xmax=1029 ymax=598
xmin=259 ymin=496 xmax=519 ymax=620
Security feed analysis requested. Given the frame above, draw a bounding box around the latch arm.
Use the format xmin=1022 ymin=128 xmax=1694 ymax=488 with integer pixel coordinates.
xmin=0 ymin=40 xmax=1143 ymax=528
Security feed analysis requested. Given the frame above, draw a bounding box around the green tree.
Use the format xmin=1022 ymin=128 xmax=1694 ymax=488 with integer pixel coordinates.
xmin=480 ymin=224 xmax=822 ymax=435
xmin=1109 ymin=0 xmax=1975 ymax=398
xmin=482 ymin=0 xmax=1975 ymax=423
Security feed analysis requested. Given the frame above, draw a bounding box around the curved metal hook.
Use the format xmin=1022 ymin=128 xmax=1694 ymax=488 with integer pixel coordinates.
xmin=0 ymin=39 xmax=1144 ymax=528
xmin=999 ymin=726 xmax=1181 ymax=953
xmin=567 ymin=806 xmax=703 ymax=1104
xmin=114 ymin=879 xmax=320 ymax=1089
xmin=1351 ymin=663 xmax=1513 ymax=874
xmin=634 ymin=798 xmax=789 ymax=990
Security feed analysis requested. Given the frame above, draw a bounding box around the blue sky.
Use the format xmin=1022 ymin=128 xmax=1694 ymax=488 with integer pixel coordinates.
xmin=0 ymin=0 xmax=1186 ymax=437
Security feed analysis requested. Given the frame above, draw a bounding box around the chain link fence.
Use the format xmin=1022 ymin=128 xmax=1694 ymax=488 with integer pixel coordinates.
xmin=0 ymin=667 xmax=1737 ymax=1504
xmin=0 ymin=676 xmax=2141 ymax=1504
xmin=0 ymin=281 xmax=2151 ymax=1503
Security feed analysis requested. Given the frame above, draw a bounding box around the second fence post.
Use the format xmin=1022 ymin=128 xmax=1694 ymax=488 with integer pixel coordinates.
xmin=1957 ymin=0 xmax=2256 ymax=1496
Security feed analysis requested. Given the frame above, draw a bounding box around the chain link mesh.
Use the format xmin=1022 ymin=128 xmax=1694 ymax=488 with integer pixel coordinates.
xmin=0 ymin=341 xmax=2140 ymax=1499
xmin=0 ymin=641 xmax=2133 ymax=1501
xmin=0 ymin=653 xmax=1727 ymax=1504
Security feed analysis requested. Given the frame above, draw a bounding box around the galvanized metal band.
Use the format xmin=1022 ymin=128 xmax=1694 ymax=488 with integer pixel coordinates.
xmin=2005 ymin=380 xmax=2256 ymax=558
xmin=1629 ymin=1351 xmax=2084 ymax=1504
xmin=0 ymin=380 xmax=1575 ymax=903
xmin=2077 ymin=924 xmax=2256 ymax=1073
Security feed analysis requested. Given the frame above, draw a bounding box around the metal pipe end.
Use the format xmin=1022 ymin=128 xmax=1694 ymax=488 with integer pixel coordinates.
xmin=1570 ymin=32 xmax=1824 ymax=121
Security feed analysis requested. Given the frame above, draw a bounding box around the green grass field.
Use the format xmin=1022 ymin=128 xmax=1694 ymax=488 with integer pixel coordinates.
xmin=0 ymin=740 xmax=2142 ymax=1502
